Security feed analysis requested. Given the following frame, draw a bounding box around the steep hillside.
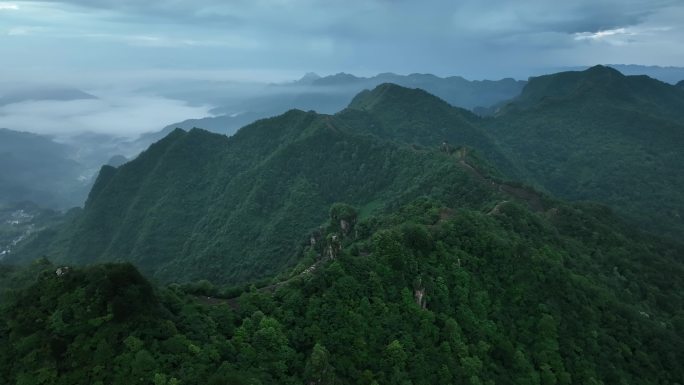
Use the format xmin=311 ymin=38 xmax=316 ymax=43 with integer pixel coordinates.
xmin=488 ymin=66 xmax=684 ymax=236
xmin=18 ymin=94 xmax=511 ymax=284
xmin=0 ymin=128 xmax=90 ymax=209
xmin=342 ymin=83 xmax=519 ymax=177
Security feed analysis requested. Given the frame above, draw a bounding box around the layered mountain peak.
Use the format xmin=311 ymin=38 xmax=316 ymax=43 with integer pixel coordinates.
xmin=340 ymin=83 xmax=519 ymax=177
xmin=311 ymin=72 xmax=361 ymax=86
xmin=503 ymin=65 xmax=684 ymax=119
xmin=0 ymin=86 xmax=96 ymax=106
xmin=295 ymin=72 xmax=321 ymax=84
xmin=584 ymin=64 xmax=624 ymax=77
xmin=348 ymin=83 xmax=452 ymax=112
xmin=487 ymin=66 xmax=684 ymax=236
xmin=677 ymin=79 xmax=684 ymax=89
xmin=21 ymin=93 xmax=510 ymax=284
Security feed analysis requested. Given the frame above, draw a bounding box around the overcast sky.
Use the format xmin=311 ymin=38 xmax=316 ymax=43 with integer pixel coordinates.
xmin=1 ymin=0 xmax=684 ymax=138
xmin=2 ymin=0 xmax=684 ymax=84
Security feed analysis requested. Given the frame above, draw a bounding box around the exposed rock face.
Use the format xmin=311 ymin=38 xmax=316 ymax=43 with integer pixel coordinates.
xmin=327 ymin=234 xmax=341 ymax=259
xmin=309 ymin=228 xmax=323 ymax=253
xmin=414 ymin=288 xmax=427 ymax=309
xmin=440 ymin=140 xmax=452 ymax=154
xmin=55 ymin=266 xmax=71 ymax=277
xmin=340 ymin=219 xmax=350 ymax=235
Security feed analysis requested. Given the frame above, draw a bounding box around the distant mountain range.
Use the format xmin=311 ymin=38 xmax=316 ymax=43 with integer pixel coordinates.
xmin=0 ymin=128 xmax=91 ymax=209
xmin=158 ymin=73 xmax=527 ymax=139
xmin=156 ymin=64 xmax=684 ymax=142
xmin=3 ymin=65 xmax=684 ymax=215
xmin=0 ymin=86 xmax=96 ymax=106
xmin=601 ymin=64 xmax=684 ymax=85
xmin=13 ymin=65 xmax=684 ymax=281
xmin=4 ymin=67 xmax=684 ymax=384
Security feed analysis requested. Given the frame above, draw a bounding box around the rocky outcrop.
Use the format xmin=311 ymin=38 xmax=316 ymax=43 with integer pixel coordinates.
xmin=340 ymin=219 xmax=351 ymax=235
xmin=326 ymin=234 xmax=341 ymax=260
xmin=413 ymin=277 xmax=427 ymax=309
xmin=414 ymin=287 xmax=427 ymax=309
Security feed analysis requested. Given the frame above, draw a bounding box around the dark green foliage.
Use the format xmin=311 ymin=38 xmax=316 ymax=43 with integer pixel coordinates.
xmin=1 ymin=195 xmax=682 ymax=384
xmin=14 ymin=105 xmax=500 ymax=284
xmin=343 ymin=83 xmax=520 ymax=178
xmin=487 ymin=65 xmax=684 ymax=236
xmin=3 ymin=74 xmax=684 ymax=384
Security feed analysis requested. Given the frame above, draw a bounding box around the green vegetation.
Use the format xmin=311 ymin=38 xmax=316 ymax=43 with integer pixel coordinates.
xmin=486 ymin=65 xmax=684 ymax=237
xmin=3 ymin=70 xmax=684 ymax=384
xmin=12 ymin=94 xmax=506 ymax=284
xmin=1 ymin=195 xmax=682 ymax=384
xmin=12 ymin=69 xmax=684 ymax=282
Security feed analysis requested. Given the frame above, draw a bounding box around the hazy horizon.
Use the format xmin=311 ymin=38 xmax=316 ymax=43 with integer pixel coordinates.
xmin=2 ymin=0 xmax=684 ymax=82
xmin=2 ymin=0 xmax=684 ymax=138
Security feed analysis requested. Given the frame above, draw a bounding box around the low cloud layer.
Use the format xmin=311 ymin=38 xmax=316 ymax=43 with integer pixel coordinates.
xmin=0 ymin=92 xmax=212 ymax=138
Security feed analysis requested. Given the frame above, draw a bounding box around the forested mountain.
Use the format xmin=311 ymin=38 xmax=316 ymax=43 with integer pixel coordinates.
xmin=1 ymin=177 xmax=682 ymax=384
xmin=487 ymin=65 xmax=684 ymax=236
xmin=0 ymin=128 xmax=90 ymax=209
xmin=14 ymin=85 xmax=511 ymax=284
xmin=159 ymin=73 xmax=526 ymax=140
xmin=292 ymin=72 xmax=527 ymax=111
xmin=13 ymin=72 xmax=684 ymax=278
xmin=3 ymin=77 xmax=684 ymax=384
xmin=600 ymin=64 xmax=684 ymax=85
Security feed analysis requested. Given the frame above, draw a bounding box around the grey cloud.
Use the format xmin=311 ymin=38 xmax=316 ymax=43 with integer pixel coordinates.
xmin=15 ymin=0 xmax=676 ymax=32
xmin=4 ymin=0 xmax=684 ymax=85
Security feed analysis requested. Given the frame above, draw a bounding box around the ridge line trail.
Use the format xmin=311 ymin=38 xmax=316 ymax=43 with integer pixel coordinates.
xmin=456 ymin=147 xmax=545 ymax=212
xmin=196 ymin=145 xmax=545 ymax=308
xmin=194 ymin=254 xmax=330 ymax=308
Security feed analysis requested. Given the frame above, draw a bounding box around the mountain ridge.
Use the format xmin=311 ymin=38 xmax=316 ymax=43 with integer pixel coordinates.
xmin=18 ymin=97 xmax=506 ymax=283
xmin=488 ymin=66 xmax=684 ymax=236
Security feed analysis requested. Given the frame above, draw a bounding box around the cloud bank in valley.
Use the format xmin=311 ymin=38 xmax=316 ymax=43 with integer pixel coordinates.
xmin=0 ymin=92 xmax=212 ymax=138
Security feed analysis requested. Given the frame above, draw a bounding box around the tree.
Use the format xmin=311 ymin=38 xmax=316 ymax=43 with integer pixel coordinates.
xmin=304 ymin=343 xmax=335 ymax=385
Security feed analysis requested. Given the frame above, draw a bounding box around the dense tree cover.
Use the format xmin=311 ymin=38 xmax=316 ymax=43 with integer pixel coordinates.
xmin=342 ymin=83 xmax=520 ymax=178
xmin=14 ymin=70 xmax=684 ymax=284
xmin=12 ymin=101 xmax=504 ymax=284
xmin=485 ymin=65 xmax=684 ymax=237
xmin=3 ymin=72 xmax=684 ymax=383
xmin=1 ymin=195 xmax=682 ymax=384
